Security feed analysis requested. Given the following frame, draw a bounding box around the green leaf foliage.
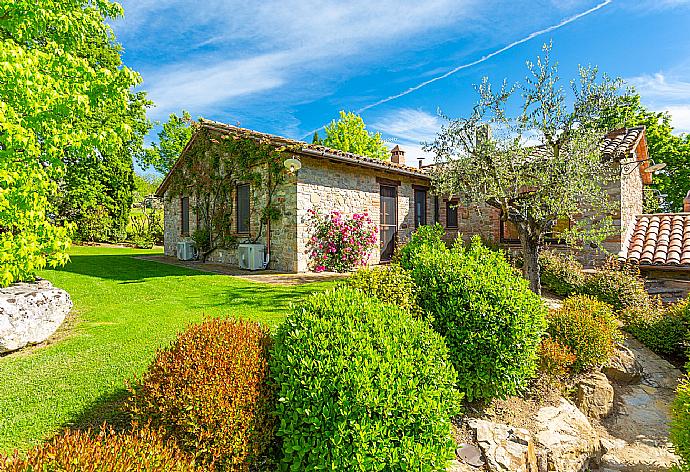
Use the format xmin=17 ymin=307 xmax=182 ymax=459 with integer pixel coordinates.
xmin=671 ymin=375 xmax=690 ymax=470
xmin=622 ymin=298 xmax=690 ymax=358
xmin=547 ymin=295 xmax=619 ymax=372
xmin=401 ymin=234 xmax=547 ymax=402
xmin=140 ymin=111 xmax=194 ymax=175
xmin=343 ymin=264 xmax=421 ymax=316
xmin=271 ymin=287 xmax=462 ymax=471
xmin=322 ymin=111 xmax=389 ymax=160
xmin=0 ymin=0 xmax=146 ymax=286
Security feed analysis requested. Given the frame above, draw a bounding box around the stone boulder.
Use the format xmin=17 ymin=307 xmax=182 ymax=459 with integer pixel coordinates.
xmin=0 ymin=279 xmax=71 ymax=353
xmin=467 ymin=419 xmax=538 ymax=472
xmin=575 ymin=371 xmax=614 ymax=419
xmin=603 ymin=345 xmax=642 ymax=384
xmin=534 ymin=398 xmax=600 ymax=472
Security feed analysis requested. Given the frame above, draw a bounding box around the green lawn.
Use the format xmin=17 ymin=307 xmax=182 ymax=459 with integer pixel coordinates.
xmin=0 ymin=245 xmax=335 ymax=452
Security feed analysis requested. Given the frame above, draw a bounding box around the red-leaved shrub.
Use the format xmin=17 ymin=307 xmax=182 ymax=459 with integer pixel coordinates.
xmin=538 ymin=337 xmax=577 ymax=377
xmin=0 ymin=424 xmax=201 ymax=472
xmin=127 ymin=318 xmax=275 ymax=470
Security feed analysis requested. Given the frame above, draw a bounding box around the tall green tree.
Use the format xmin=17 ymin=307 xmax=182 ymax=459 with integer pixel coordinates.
xmin=426 ymin=45 xmax=627 ymax=294
xmin=597 ymin=94 xmax=690 ymax=212
xmin=322 ymin=111 xmax=389 ymax=159
xmin=0 ymin=0 xmax=145 ymax=286
xmin=139 ymin=111 xmax=194 ymax=175
xmin=312 ymin=130 xmax=322 ymax=145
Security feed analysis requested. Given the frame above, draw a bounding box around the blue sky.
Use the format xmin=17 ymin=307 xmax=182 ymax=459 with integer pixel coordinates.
xmin=112 ymin=0 xmax=690 ymax=170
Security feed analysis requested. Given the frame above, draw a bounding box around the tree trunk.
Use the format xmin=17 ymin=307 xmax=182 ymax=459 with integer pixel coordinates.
xmin=519 ymin=231 xmax=542 ymax=295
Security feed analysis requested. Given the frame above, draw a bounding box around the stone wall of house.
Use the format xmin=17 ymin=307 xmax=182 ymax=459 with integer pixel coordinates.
xmin=295 ymin=156 xmax=431 ymax=272
xmin=437 ymin=200 xmax=501 ymax=244
xmin=162 ymin=163 xmax=298 ymax=272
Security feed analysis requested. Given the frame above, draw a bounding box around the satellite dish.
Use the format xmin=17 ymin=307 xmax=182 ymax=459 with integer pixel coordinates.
xmin=284 ymin=157 xmax=302 ymax=173
xmin=644 ymin=162 xmax=667 ymax=173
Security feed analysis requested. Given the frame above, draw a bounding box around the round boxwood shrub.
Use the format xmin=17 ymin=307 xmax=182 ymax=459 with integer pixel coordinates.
xmin=404 ymin=237 xmax=547 ymax=402
xmin=0 ymin=424 xmax=201 ymax=471
xmin=343 ymin=264 xmax=420 ymax=315
xmin=547 ymin=295 xmax=619 ymax=372
xmin=271 ymin=287 xmax=462 ymax=471
xmin=127 ymin=318 xmax=275 ymax=470
xmin=672 ymin=375 xmax=690 ymax=471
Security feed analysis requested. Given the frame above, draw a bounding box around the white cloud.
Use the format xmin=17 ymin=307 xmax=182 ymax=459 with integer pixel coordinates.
xmin=372 ymin=108 xmax=444 ymax=164
xmin=626 ymin=73 xmax=690 ymax=134
xmin=117 ymin=0 xmax=481 ymax=118
xmin=666 ymin=105 xmax=690 ymax=134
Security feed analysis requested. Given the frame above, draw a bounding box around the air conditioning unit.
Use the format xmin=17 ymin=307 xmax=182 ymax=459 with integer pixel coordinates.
xmin=238 ymin=243 xmax=265 ymax=271
xmin=177 ymin=240 xmax=197 ymax=261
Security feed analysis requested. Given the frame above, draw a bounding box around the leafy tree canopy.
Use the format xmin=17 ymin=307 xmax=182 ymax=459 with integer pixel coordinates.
xmin=322 ymin=111 xmax=389 ymax=160
xmin=0 ymin=0 xmax=145 ymax=285
xmin=426 ymin=44 xmax=628 ymax=293
xmin=597 ymin=93 xmax=690 ymax=212
xmin=139 ymin=111 xmax=194 ymax=175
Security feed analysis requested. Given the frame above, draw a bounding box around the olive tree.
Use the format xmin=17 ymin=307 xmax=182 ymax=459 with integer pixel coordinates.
xmin=426 ymin=45 xmax=625 ymax=294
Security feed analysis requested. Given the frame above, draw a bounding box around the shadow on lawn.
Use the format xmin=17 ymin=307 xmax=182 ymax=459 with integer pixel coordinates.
xmin=56 ymin=255 xmax=208 ymax=282
xmin=196 ymin=283 xmax=328 ymax=315
xmin=63 ymin=388 xmax=133 ymax=434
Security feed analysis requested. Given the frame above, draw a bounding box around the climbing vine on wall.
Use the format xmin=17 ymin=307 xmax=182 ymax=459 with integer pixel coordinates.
xmin=167 ymin=125 xmax=297 ymax=261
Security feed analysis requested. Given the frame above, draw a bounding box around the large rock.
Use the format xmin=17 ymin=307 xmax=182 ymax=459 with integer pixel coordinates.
xmin=534 ymin=398 xmax=600 ymax=472
xmin=576 ymin=371 xmax=614 ymax=419
xmin=0 ymin=279 xmax=71 ymax=353
xmin=468 ymin=419 xmax=538 ymax=472
xmin=603 ymin=345 xmax=642 ymax=384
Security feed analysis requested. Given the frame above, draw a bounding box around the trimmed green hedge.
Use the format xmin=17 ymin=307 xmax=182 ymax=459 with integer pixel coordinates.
xmin=271 ymin=287 xmax=462 ymax=471
xmin=402 ymin=235 xmax=547 ymax=402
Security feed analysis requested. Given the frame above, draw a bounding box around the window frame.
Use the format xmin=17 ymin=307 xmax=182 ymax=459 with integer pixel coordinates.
xmin=180 ymin=196 xmax=190 ymax=236
xmin=445 ymin=199 xmax=458 ymax=229
xmin=413 ymin=188 xmax=427 ymax=228
xmin=236 ymin=183 xmax=251 ymax=234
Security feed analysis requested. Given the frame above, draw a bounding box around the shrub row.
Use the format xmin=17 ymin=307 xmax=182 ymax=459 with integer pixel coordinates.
xmin=539 ymin=250 xmax=650 ymax=312
xmin=622 ymin=298 xmax=690 ymax=359
xmin=400 ymin=228 xmax=547 ymax=402
xmin=1 ymin=424 xmax=203 ymax=472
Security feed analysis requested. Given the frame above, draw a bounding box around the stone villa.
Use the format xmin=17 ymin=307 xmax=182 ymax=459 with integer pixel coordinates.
xmin=156 ymin=120 xmax=681 ymax=274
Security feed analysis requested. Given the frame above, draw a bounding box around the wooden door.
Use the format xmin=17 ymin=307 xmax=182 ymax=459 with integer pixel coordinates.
xmin=380 ymin=185 xmax=397 ymax=261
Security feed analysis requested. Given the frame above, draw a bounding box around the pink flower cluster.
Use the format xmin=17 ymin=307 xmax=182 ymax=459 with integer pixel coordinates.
xmin=305 ymin=209 xmax=378 ymax=273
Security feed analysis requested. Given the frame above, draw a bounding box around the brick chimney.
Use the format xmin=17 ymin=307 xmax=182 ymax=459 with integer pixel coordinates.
xmin=390 ymin=145 xmax=405 ymax=165
xmin=684 ymin=190 xmax=690 ymax=212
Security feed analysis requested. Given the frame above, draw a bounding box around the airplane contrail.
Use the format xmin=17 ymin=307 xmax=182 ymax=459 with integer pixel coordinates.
xmin=301 ymin=0 xmax=612 ymax=140
xmin=356 ymin=0 xmax=612 ymax=113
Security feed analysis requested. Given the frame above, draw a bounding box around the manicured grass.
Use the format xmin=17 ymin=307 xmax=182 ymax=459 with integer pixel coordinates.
xmin=0 ymin=245 xmax=335 ymax=453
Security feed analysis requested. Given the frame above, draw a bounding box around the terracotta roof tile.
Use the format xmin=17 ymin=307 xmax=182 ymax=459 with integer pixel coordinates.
xmin=622 ymin=213 xmax=690 ymax=266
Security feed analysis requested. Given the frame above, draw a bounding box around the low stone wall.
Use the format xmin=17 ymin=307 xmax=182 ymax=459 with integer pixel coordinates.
xmin=0 ymin=279 xmax=72 ymax=353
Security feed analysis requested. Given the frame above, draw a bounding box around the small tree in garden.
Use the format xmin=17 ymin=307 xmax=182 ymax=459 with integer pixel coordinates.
xmin=140 ymin=111 xmax=195 ymax=175
xmin=322 ymin=111 xmax=389 ymax=159
xmin=426 ymin=43 xmax=628 ymax=294
xmin=0 ymin=0 xmax=144 ymax=287
xmin=305 ymin=209 xmax=378 ymax=272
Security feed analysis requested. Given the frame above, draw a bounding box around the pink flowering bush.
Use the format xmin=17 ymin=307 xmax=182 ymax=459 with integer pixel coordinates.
xmin=306 ymin=209 xmax=378 ymax=272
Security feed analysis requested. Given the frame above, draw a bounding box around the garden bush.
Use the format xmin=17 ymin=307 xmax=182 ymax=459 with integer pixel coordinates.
xmin=395 ymin=222 xmax=447 ymax=269
xmin=547 ymin=295 xmax=619 ymax=372
xmin=305 ymin=209 xmax=378 ymax=272
xmin=538 ymin=337 xmax=577 ymax=378
xmin=404 ymin=236 xmax=547 ymax=402
xmin=671 ymin=375 xmax=690 ymax=470
xmin=582 ymin=258 xmax=650 ymax=311
xmin=344 ymin=264 xmax=420 ymax=315
xmin=271 ymin=287 xmax=462 ymax=470
xmin=539 ymin=250 xmax=587 ymax=296
xmin=0 ymin=424 xmax=201 ymax=471
xmin=623 ymin=298 xmax=690 ymax=358
xmin=127 ymin=318 xmax=275 ymax=470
